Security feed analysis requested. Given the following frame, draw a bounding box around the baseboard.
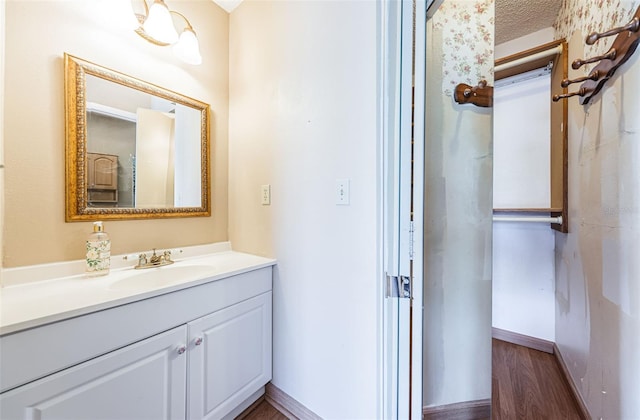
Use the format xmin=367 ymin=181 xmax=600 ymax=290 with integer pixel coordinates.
xmin=423 ymin=399 xmax=491 ymax=420
xmin=265 ymin=382 xmax=322 ymax=420
xmin=492 ymin=327 xmax=554 ymax=354
xmin=553 ymin=344 xmax=591 ymax=420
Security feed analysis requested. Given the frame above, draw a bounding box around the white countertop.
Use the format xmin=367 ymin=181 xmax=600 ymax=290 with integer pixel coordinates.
xmin=0 ymin=245 xmax=276 ymax=336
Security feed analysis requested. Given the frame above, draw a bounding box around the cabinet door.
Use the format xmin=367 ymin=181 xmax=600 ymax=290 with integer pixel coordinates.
xmin=87 ymin=153 xmax=118 ymax=190
xmin=187 ymin=292 xmax=272 ymax=420
xmin=0 ymin=326 xmax=188 ymax=420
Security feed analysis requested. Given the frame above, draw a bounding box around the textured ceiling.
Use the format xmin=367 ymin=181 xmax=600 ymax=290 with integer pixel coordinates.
xmin=495 ymin=0 xmax=563 ymax=45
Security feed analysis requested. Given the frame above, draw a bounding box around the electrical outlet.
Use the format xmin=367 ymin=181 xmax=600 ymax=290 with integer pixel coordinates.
xmin=336 ymin=179 xmax=350 ymax=205
xmin=261 ymin=184 xmax=271 ymax=205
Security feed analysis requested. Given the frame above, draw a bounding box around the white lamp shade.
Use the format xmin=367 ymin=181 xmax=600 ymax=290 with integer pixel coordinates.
xmin=143 ymin=1 xmax=179 ymax=44
xmin=173 ymin=29 xmax=202 ymax=65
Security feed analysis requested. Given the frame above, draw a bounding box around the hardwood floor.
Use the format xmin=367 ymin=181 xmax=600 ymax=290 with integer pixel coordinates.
xmin=237 ymin=398 xmax=289 ymax=420
xmin=492 ymin=339 xmax=584 ymax=419
xmin=241 ymin=339 xmax=585 ymax=420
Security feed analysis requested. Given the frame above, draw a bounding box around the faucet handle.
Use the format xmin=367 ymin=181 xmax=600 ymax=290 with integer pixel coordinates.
xmin=163 ymin=250 xmax=172 ymax=262
xmin=149 ymin=249 xmax=162 ymax=264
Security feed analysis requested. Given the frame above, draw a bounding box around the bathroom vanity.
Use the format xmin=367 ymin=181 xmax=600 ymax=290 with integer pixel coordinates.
xmin=0 ymin=245 xmax=275 ymax=420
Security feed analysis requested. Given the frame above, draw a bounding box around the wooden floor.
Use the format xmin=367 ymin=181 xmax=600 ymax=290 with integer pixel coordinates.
xmin=241 ymin=339 xmax=584 ymax=419
xmin=237 ymin=398 xmax=289 ymax=420
xmin=492 ymin=339 xmax=583 ymax=419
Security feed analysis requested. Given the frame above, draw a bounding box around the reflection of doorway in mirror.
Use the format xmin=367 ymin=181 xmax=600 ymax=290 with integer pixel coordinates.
xmin=136 ymin=108 xmax=176 ymax=208
xmin=134 ymin=99 xmax=202 ymax=208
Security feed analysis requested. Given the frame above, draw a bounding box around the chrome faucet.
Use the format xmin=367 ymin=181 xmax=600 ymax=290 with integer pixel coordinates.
xmin=135 ymin=248 xmax=174 ymax=269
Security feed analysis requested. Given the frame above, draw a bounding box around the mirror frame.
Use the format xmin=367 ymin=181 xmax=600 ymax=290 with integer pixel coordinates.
xmin=64 ymin=53 xmax=211 ymax=221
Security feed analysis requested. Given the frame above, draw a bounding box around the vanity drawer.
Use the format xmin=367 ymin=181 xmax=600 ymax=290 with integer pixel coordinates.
xmin=0 ymin=267 xmax=272 ymax=393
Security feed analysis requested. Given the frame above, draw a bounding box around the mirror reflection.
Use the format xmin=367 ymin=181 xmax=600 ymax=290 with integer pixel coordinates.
xmin=65 ymin=54 xmax=210 ymax=221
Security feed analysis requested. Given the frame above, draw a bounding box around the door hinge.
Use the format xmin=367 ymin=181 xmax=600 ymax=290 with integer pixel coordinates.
xmin=409 ymin=220 xmax=415 ymax=261
xmin=386 ymin=274 xmax=412 ymax=299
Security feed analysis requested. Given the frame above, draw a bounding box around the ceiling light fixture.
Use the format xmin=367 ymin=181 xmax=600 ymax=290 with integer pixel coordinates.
xmin=133 ymin=0 xmax=202 ymax=65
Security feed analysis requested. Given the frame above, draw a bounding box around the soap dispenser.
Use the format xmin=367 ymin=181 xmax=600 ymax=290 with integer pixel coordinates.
xmin=86 ymin=221 xmax=111 ymax=277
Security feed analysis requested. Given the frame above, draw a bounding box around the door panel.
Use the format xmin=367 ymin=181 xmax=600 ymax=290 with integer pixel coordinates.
xmin=423 ymin=0 xmax=494 ymax=414
xmin=187 ymin=292 xmax=272 ymax=420
xmin=0 ymin=326 xmax=188 ymax=420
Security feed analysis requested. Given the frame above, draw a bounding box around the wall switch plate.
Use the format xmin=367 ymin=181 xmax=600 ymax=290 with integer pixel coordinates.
xmin=261 ymin=184 xmax=271 ymax=205
xmin=336 ymin=179 xmax=350 ymax=205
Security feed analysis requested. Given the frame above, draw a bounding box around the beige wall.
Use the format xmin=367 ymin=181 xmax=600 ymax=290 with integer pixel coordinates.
xmin=0 ymin=0 xmax=5 ymax=276
xmin=3 ymin=0 xmax=229 ymax=268
xmin=552 ymin=1 xmax=640 ymax=417
xmin=555 ymin=30 xmax=640 ymax=419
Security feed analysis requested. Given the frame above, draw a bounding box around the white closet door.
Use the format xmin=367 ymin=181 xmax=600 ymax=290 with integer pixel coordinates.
xmin=382 ymin=0 xmax=425 ymax=418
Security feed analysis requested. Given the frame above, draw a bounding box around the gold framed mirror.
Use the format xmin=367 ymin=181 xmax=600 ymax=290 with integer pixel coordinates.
xmin=64 ymin=53 xmax=210 ymax=221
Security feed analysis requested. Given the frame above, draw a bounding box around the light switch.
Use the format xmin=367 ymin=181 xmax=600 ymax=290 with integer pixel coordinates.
xmin=261 ymin=184 xmax=271 ymax=205
xmin=336 ymin=179 xmax=350 ymax=205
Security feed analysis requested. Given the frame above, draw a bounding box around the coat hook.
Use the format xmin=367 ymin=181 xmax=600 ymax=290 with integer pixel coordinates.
xmin=552 ymin=87 xmax=591 ymax=102
xmin=586 ymin=16 xmax=640 ymax=45
xmin=572 ymin=49 xmax=617 ymax=70
xmin=561 ymin=70 xmax=601 ymax=88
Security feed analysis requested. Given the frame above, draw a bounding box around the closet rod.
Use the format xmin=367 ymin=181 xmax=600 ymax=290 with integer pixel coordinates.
xmin=495 ymin=44 xmax=563 ymax=73
xmin=493 ymin=215 xmax=563 ymax=224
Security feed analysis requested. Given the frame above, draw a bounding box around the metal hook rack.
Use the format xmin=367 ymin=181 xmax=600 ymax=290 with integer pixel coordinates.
xmin=553 ymin=6 xmax=640 ymax=105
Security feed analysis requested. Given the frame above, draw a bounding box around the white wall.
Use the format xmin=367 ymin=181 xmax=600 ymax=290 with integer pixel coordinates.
xmin=494 ymin=72 xmax=551 ymax=209
xmin=492 ymin=29 xmax=557 ymax=341
xmin=492 ymin=223 xmax=555 ymax=340
xmin=228 ymin=1 xmax=379 ymax=418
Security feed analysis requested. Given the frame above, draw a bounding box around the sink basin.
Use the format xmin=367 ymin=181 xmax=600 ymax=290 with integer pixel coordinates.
xmin=108 ymin=265 xmax=216 ymax=291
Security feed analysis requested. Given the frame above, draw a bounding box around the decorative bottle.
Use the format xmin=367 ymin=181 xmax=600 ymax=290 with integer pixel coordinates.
xmin=86 ymin=221 xmax=111 ymax=277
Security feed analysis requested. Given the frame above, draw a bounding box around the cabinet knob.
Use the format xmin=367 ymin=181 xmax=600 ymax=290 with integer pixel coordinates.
xmin=194 ymin=337 xmax=203 ymax=346
xmin=176 ymin=344 xmax=187 ymax=355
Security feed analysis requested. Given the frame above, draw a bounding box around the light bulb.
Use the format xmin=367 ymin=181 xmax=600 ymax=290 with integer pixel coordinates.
xmin=173 ymin=28 xmax=202 ymax=65
xmin=143 ymin=0 xmax=178 ymax=44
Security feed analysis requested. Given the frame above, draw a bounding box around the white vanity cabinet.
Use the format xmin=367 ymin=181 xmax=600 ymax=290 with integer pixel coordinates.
xmin=0 ymin=265 xmax=273 ymax=420
xmin=0 ymin=326 xmax=189 ymax=420
xmin=188 ymin=292 xmax=272 ymax=419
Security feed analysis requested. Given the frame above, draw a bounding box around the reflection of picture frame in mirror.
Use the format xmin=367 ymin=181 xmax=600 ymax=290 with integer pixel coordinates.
xmin=64 ymin=53 xmax=211 ymax=221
